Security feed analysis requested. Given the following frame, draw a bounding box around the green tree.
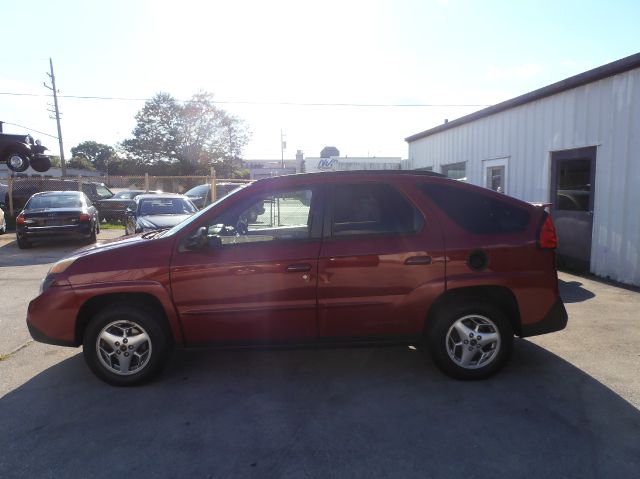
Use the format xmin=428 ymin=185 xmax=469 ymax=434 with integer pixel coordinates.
xmin=70 ymin=141 xmax=120 ymax=174
xmin=48 ymin=155 xmax=61 ymax=168
xmin=66 ymin=156 xmax=96 ymax=171
xmin=122 ymin=92 xmax=251 ymax=177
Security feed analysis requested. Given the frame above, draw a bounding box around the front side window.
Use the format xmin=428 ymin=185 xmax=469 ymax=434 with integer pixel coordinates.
xmin=331 ymin=183 xmax=423 ymax=237
xmin=206 ymin=188 xmax=314 ymax=245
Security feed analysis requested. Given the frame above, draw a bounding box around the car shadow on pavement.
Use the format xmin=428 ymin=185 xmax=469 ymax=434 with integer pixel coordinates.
xmin=0 ymin=239 xmax=85 ymax=267
xmin=558 ymin=279 xmax=596 ymax=303
xmin=1 ymin=340 xmax=638 ymax=478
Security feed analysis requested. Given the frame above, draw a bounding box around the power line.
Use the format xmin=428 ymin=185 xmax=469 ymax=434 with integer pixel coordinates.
xmin=1 ymin=121 xmax=59 ymax=139
xmin=0 ymin=91 xmax=491 ymax=108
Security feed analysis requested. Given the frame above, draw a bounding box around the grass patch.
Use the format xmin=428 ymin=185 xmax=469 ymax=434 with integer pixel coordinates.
xmin=100 ymin=222 xmax=125 ymax=230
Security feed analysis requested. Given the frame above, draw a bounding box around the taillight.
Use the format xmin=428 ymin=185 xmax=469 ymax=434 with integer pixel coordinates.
xmin=539 ymin=215 xmax=558 ymax=249
xmin=79 ymin=213 xmax=91 ymax=222
xmin=16 ymin=214 xmax=26 ymax=225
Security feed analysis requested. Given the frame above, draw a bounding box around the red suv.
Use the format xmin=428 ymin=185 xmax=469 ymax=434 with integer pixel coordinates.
xmin=27 ymin=171 xmax=567 ymax=386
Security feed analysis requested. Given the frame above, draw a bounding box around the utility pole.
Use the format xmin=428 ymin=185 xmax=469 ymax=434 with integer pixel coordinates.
xmin=280 ymin=129 xmax=286 ymax=169
xmin=44 ymin=58 xmax=66 ymax=176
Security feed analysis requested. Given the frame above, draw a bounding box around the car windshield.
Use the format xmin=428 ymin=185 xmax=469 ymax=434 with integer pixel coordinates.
xmin=138 ymin=198 xmax=197 ymax=216
xmin=26 ymin=194 xmax=82 ymax=209
xmin=184 ymin=184 xmax=209 ymax=197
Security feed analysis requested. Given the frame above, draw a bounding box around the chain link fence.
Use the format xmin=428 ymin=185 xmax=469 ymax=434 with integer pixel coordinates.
xmin=1 ymin=173 xmax=252 ymax=217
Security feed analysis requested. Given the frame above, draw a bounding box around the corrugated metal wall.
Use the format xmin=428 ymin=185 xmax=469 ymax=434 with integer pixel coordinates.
xmin=408 ymin=68 xmax=640 ymax=286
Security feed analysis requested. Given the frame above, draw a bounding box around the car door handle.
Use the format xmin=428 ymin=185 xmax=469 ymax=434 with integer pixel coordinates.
xmin=404 ymin=256 xmax=432 ymax=265
xmin=286 ymin=263 xmax=312 ymax=273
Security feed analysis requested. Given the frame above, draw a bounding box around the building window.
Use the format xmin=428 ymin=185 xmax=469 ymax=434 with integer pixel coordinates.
xmin=483 ymin=157 xmax=509 ymax=194
xmin=441 ymin=162 xmax=466 ymax=181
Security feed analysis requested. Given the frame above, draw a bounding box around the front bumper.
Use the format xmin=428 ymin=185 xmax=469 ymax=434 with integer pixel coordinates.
xmin=26 ymin=285 xmax=80 ymax=347
xmin=520 ymin=297 xmax=568 ymax=337
xmin=27 ymin=318 xmax=76 ymax=347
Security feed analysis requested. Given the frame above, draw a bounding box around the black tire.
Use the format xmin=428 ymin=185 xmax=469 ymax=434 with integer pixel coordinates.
xmin=30 ymin=156 xmax=52 ymax=173
xmin=5 ymin=152 xmax=30 ymax=172
xmin=82 ymin=304 xmax=171 ymax=386
xmin=86 ymin=222 xmax=97 ymax=244
xmin=425 ymin=302 xmax=513 ymax=380
xmin=17 ymin=235 xmax=32 ymax=249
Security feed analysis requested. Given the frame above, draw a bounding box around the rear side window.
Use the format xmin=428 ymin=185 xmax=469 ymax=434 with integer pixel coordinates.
xmin=420 ymin=183 xmax=530 ymax=234
xmin=331 ymin=183 xmax=423 ymax=237
xmin=95 ymin=184 xmax=114 ymax=199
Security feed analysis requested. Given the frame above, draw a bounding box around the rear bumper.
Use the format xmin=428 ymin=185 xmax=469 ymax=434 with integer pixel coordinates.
xmin=18 ymin=223 xmax=91 ymax=238
xmin=520 ymin=297 xmax=568 ymax=337
xmin=98 ymin=208 xmax=125 ymax=218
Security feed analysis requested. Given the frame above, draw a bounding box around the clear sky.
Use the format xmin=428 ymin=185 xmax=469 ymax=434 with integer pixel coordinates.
xmin=1 ymin=0 xmax=639 ymax=161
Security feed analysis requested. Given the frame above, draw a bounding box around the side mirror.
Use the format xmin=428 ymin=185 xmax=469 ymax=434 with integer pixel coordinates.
xmin=184 ymin=226 xmax=208 ymax=251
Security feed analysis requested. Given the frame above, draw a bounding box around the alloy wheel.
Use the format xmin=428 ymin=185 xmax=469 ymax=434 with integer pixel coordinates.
xmin=445 ymin=314 xmax=501 ymax=369
xmin=96 ymin=320 xmax=152 ymax=375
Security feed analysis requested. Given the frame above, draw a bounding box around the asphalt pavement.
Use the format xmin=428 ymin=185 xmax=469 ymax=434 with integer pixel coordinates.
xmin=1 ymin=234 xmax=639 ymax=478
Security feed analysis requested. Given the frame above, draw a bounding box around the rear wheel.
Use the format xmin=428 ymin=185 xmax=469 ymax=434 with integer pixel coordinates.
xmin=86 ymin=222 xmax=97 ymax=244
xmin=17 ymin=235 xmax=32 ymax=249
xmin=425 ymin=302 xmax=513 ymax=380
xmin=30 ymin=156 xmax=51 ymax=173
xmin=82 ymin=305 xmax=171 ymax=386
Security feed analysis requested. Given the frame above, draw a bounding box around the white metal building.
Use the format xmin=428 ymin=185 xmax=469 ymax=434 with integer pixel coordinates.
xmin=406 ymin=52 xmax=640 ymax=286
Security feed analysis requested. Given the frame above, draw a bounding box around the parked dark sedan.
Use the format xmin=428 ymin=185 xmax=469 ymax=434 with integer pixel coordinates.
xmin=5 ymin=178 xmax=114 ymax=213
xmin=16 ymin=191 xmax=100 ymax=249
xmin=125 ymin=194 xmax=197 ymax=235
xmin=95 ymin=189 xmax=161 ymax=222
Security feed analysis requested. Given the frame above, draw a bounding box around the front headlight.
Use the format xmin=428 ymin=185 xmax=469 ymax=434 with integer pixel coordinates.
xmin=49 ymin=256 xmax=77 ymax=274
xmin=40 ymin=256 xmax=77 ymax=294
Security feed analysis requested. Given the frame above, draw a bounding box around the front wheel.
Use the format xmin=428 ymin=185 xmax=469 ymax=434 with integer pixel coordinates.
xmin=425 ymin=303 xmax=513 ymax=380
xmin=5 ymin=152 xmax=30 ymax=172
xmin=82 ymin=305 xmax=171 ymax=386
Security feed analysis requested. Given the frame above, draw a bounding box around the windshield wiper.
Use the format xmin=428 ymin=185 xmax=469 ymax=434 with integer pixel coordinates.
xmin=141 ymin=228 xmax=169 ymax=239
